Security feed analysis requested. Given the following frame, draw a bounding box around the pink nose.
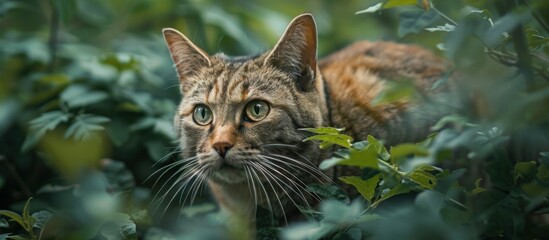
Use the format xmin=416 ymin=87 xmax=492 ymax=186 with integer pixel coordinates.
xmin=212 ymin=142 xmax=234 ymax=158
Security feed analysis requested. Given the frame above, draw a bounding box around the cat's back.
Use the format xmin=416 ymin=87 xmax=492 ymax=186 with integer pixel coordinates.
xmin=319 ymin=41 xmax=453 ymax=144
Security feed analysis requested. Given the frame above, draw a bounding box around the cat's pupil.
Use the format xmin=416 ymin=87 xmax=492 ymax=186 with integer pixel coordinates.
xmin=254 ymin=104 xmax=261 ymax=115
xmin=199 ymin=108 xmax=206 ymax=119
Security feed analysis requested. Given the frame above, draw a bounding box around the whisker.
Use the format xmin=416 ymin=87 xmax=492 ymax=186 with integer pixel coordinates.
xmin=248 ymin=163 xmax=278 ymax=224
xmin=249 ymin=162 xmax=288 ymax=225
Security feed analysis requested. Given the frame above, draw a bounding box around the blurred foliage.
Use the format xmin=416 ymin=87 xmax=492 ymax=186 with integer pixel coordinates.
xmin=1 ymin=0 xmax=549 ymax=239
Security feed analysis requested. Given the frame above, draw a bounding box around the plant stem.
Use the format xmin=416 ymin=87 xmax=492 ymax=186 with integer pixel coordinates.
xmin=430 ymin=1 xmax=459 ymax=26
xmin=48 ymin=0 xmax=60 ymax=73
xmin=0 ymin=156 xmax=32 ymax=197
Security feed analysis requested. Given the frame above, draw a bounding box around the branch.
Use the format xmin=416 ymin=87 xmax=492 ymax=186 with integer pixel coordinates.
xmin=48 ymin=0 xmax=60 ymax=73
xmin=0 ymin=156 xmax=32 ymax=197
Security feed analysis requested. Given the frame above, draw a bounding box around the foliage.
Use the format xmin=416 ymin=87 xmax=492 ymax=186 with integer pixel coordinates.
xmin=1 ymin=0 xmax=549 ymax=239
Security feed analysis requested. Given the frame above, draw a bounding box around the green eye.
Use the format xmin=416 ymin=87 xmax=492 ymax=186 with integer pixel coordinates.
xmin=244 ymin=100 xmax=270 ymax=122
xmin=193 ymin=105 xmax=213 ymax=125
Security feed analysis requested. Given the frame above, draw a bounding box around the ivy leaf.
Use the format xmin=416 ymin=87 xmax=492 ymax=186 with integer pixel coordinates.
xmin=355 ymin=3 xmax=383 ymax=14
xmin=339 ymin=174 xmax=381 ymax=203
xmin=398 ymin=9 xmax=439 ymax=37
xmin=22 ymin=111 xmax=71 ymax=151
xmin=60 ymin=84 xmax=108 ymax=109
xmin=64 ymin=114 xmax=110 ymax=140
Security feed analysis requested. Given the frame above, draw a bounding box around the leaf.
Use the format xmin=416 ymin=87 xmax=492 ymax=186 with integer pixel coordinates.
xmin=407 ymin=169 xmax=437 ymax=189
xmin=31 ymin=211 xmax=52 ymax=229
xmin=0 ymin=211 xmax=24 ymax=230
xmin=372 ymin=80 xmax=417 ymax=105
xmin=431 ymin=114 xmax=469 ymax=131
xmin=64 ymin=114 xmax=110 ymax=140
xmin=339 ymin=174 xmax=381 ymax=203
xmin=106 ymin=119 xmax=130 ymax=146
xmin=514 ymin=161 xmax=537 ymax=182
xmin=22 ymin=111 xmax=71 ymax=151
xmin=304 ymin=134 xmax=353 ymax=149
xmin=60 ymin=84 xmax=108 ymax=109
xmin=332 ymin=227 xmax=362 ymax=240
xmin=22 ymin=198 xmax=33 ymax=231
xmin=377 ymin=184 xmax=411 ymax=206
xmin=355 ymin=3 xmax=383 ymax=14
xmin=398 ymin=9 xmax=439 ymax=37
xmin=414 ymin=190 xmax=444 ymax=212
xmin=384 ymin=0 xmax=417 ymax=8
xmin=425 ymin=23 xmax=457 ymax=32
xmin=390 ymin=144 xmax=429 ymax=164
xmin=342 ymin=147 xmax=379 ymax=169
xmin=100 ymin=213 xmax=137 ymax=240
xmin=300 ymin=127 xmax=345 ymax=134
xmin=0 ymin=218 xmax=8 ymax=228
xmin=306 ymin=184 xmax=349 ymax=203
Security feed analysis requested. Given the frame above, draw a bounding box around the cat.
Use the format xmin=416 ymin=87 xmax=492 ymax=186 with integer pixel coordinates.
xmin=162 ymin=13 xmax=453 ymax=236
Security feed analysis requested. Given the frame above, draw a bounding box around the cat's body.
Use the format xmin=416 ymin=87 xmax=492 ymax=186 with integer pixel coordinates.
xmin=162 ymin=14 xmax=453 ymax=235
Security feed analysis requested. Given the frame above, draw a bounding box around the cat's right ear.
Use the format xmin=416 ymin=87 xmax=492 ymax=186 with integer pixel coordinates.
xmin=162 ymin=28 xmax=211 ymax=86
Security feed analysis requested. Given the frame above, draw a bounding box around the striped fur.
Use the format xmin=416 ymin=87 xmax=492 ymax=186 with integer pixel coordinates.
xmin=161 ymin=13 xmax=454 ymax=234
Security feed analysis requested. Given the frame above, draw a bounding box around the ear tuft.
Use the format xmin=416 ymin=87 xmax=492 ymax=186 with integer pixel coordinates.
xmin=163 ymin=28 xmax=211 ymax=85
xmin=264 ymin=14 xmax=318 ymax=90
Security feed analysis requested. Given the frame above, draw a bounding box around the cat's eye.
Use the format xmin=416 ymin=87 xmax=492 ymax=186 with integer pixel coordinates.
xmin=244 ymin=100 xmax=270 ymax=122
xmin=193 ymin=105 xmax=213 ymax=125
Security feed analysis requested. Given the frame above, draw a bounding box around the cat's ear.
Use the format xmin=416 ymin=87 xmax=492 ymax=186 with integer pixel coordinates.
xmin=162 ymin=28 xmax=211 ymax=85
xmin=264 ymin=13 xmax=318 ymax=91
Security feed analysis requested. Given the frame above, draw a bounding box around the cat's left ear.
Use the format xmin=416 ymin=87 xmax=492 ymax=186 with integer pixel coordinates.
xmin=264 ymin=13 xmax=317 ymax=91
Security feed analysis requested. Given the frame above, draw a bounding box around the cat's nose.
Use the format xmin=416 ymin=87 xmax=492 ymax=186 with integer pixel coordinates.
xmin=213 ymin=142 xmax=234 ymax=158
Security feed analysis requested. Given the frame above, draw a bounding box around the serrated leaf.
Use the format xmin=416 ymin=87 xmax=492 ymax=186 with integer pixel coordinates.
xmin=356 ymin=3 xmax=383 ymax=14
xmin=390 ymin=144 xmax=429 ymax=164
xmin=384 ymin=0 xmax=417 ymax=8
xmin=398 ymin=9 xmax=439 ymax=37
xmin=425 ymin=23 xmax=456 ymax=32
xmin=64 ymin=114 xmax=110 ymax=140
xmin=60 ymin=84 xmax=108 ymax=108
xmin=340 ymin=174 xmax=381 ymax=203
xmin=27 ymin=111 xmax=71 ymax=140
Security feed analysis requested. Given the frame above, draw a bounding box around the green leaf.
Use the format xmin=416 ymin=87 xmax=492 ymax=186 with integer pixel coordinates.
xmin=306 ymin=184 xmax=349 ymax=203
xmin=375 ymin=184 xmax=411 ymax=206
xmin=64 ymin=114 xmax=110 ymax=140
xmin=339 ymin=174 xmax=381 ymax=203
xmin=22 ymin=198 xmax=32 ymax=231
xmin=31 ymin=211 xmax=52 ymax=229
xmin=431 ymin=114 xmax=469 ymax=131
xmin=390 ymin=144 xmax=429 ymax=164
xmin=304 ymin=134 xmax=353 ymax=149
xmin=407 ymin=169 xmax=437 ymax=189
xmin=180 ymin=204 xmax=216 ymax=218
xmin=384 ymin=0 xmax=417 ymax=8
xmin=342 ymin=147 xmax=379 ymax=169
xmin=0 ymin=211 xmax=24 ymax=230
xmin=60 ymin=84 xmax=108 ymax=109
xmin=355 ymin=3 xmax=383 ymax=14
xmin=300 ymin=127 xmax=345 ymax=134
xmin=514 ymin=161 xmax=537 ymax=182
xmin=0 ymin=218 xmax=8 ymax=228
xmin=398 ymin=9 xmax=439 ymax=37
xmin=414 ymin=190 xmax=444 ymax=212
xmin=425 ymin=23 xmax=457 ymax=32
xmin=537 ymin=165 xmax=549 ymax=183
xmin=106 ymin=119 xmax=130 ymax=146
xmin=22 ymin=111 xmax=71 ymax=151
xmin=372 ymin=80 xmax=417 ymax=105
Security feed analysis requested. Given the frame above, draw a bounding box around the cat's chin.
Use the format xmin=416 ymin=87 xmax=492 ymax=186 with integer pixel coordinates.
xmin=209 ymin=165 xmax=247 ymax=184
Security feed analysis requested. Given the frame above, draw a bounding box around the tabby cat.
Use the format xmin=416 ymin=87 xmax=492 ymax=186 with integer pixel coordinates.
xmin=162 ymin=13 xmax=452 ymax=234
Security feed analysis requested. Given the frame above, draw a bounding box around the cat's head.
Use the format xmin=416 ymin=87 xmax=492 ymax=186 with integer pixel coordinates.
xmin=163 ymin=14 xmax=329 ymax=184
